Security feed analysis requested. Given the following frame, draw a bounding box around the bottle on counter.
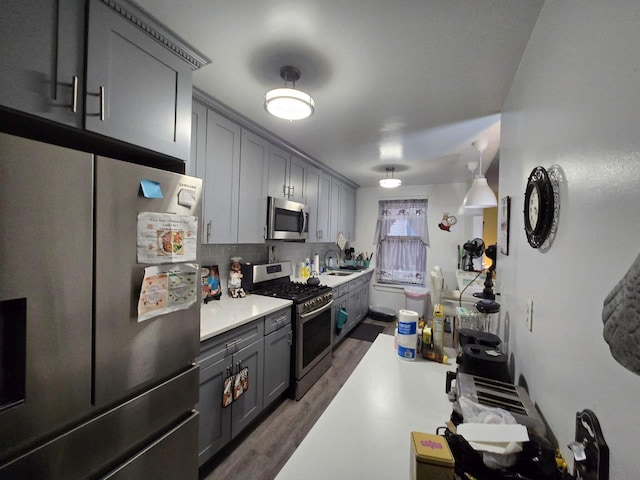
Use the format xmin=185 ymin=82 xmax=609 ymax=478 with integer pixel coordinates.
xmin=425 ymin=304 xmax=446 ymax=363
xmin=303 ymin=257 xmax=310 ymax=278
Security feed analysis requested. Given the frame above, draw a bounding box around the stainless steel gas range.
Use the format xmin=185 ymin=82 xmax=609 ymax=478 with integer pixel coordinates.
xmin=242 ymin=262 xmax=333 ymax=400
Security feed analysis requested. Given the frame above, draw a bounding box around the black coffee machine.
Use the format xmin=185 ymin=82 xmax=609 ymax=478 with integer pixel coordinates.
xmin=456 ymin=328 xmax=510 ymax=383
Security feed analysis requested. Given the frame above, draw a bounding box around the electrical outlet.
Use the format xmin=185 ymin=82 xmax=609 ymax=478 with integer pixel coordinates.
xmin=525 ymin=297 xmax=533 ymax=332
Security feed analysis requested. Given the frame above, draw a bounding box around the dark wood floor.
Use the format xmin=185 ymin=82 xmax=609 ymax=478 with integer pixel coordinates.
xmin=199 ymin=318 xmax=396 ymax=480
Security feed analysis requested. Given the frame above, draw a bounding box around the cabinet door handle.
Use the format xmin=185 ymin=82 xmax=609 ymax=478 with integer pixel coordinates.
xmin=99 ymin=86 xmax=105 ymax=121
xmin=289 ymin=185 xmax=295 ymax=197
xmin=263 ymin=225 xmax=267 ymax=240
xmin=287 ymin=331 xmax=292 ymax=345
xmin=71 ymin=76 xmax=78 ymax=113
xmin=207 ymin=221 xmax=212 ymax=242
xmin=283 ymin=184 xmax=288 ymax=197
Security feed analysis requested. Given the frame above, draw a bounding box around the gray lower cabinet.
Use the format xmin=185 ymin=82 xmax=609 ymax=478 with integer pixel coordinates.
xmin=197 ymin=307 xmax=291 ymax=467
xmin=332 ymin=293 xmax=349 ymax=345
xmin=333 ymin=273 xmax=372 ymax=346
xmin=263 ymin=310 xmax=292 ymax=408
xmin=197 ymin=355 xmax=232 ymax=465
xmin=230 ymin=339 xmax=265 ymax=437
xmin=196 ymin=320 xmax=264 ymax=466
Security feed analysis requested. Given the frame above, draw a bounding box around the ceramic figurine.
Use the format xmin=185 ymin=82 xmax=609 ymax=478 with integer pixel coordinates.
xmin=229 ymin=261 xmax=246 ymax=298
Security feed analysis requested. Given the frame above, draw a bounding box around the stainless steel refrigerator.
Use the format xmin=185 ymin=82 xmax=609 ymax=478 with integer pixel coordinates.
xmin=0 ymin=132 xmax=202 ymax=478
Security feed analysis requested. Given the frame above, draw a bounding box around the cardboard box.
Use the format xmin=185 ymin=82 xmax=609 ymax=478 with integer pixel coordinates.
xmin=410 ymin=432 xmax=455 ymax=480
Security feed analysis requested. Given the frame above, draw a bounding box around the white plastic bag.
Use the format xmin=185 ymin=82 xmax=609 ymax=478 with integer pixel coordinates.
xmin=458 ymin=396 xmax=525 ymax=469
xmin=459 ymin=396 xmax=517 ymax=425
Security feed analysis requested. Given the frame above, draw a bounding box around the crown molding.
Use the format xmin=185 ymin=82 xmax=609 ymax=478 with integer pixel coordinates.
xmin=99 ymin=0 xmax=211 ymax=70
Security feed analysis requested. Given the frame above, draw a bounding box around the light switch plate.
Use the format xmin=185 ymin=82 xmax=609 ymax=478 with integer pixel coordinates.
xmin=525 ymin=297 xmax=533 ymax=332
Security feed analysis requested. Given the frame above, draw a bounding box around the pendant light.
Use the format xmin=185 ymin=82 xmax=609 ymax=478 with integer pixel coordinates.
xmin=264 ymin=66 xmax=315 ymax=121
xmin=379 ymin=167 xmax=402 ymax=188
xmin=457 ymin=162 xmax=484 ymax=216
xmin=462 ymin=140 xmax=497 ymax=208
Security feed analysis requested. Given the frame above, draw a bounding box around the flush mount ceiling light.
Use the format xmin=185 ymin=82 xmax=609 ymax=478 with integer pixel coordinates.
xmin=379 ymin=167 xmax=402 ymax=188
xmin=462 ymin=140 xmax=497 ymax=208
xmin=264 ymin=66 xmax=315 ymax=121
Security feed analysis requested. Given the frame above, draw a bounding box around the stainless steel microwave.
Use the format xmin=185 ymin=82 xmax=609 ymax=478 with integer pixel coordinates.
xmin=267 ymin=196 xmax=309 ymax=240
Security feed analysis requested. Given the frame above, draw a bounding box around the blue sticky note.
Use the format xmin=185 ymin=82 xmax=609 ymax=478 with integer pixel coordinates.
xmin=140 ymin=179 xmax=163 ymax=198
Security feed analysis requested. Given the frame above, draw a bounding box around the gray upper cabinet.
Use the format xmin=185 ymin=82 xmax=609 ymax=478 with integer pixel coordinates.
xmin=1 ymin=0 xmax=208 ymax=162
xmin=330 ymin=178 xmax=356 ymax=242
xmin=191 ymin=98 xmax=272 ymax=244
xmin=289 ymin=155 xmax=307 ymax=204
xmin=238 ymin=130 xmax=269 ymax=243
xmin=306 ymin=166 xmax=332 ymax=243
xmin=267 ymin=145 xmax=290 ymax=199
xmin=267 ymin=145 xmax=306 ymax=204
xmin=0 ymin=0 xmax=86 ymax=127
xmin=189 ymin=101 xmax=207 ymax=178
xmin=202 ymin=109 xmax=241 ymax=244
xmin=85 ymin=0 xmax=194 ymax=160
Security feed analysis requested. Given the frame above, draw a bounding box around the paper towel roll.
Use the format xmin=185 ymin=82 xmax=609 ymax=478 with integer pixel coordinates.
xmin=314 ymin=254 xmax=320 ymax=273
xmin=397 ymin=309 xmax=419 ymax=361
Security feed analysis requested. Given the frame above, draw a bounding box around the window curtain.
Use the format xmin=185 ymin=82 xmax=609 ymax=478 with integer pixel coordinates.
xmin=373 ymin=199 xmax=429 ymax=245
xmin=374 ymin=199 xmax=429 ymax=286
xmin=376 ymin=238 xmax=426 ymax=285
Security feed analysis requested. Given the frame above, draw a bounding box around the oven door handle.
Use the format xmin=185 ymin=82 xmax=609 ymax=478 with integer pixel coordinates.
xmin=299 ymin=299 xmax=334 ymax=319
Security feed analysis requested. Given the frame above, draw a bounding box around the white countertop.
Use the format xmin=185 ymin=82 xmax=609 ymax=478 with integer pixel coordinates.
xmin=199 ymin=267 xmax=373 ymax=342
xmin=292 ymin=266 xmax=374 ymax=288
xmin=200 ymin=294 xmax=292 ymax=341
xmin=275 ymin=334 xmax=456 ymax=480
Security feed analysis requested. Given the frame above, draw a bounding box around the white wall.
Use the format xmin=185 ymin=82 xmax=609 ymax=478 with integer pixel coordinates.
xmin=499 ymin=2 xmax=640 ymax=477
xmin=353 ymin=183 xmax=480 ymax=313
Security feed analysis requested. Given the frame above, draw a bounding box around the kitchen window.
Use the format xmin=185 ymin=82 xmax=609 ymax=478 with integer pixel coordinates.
xmin=373 ymin=199 xmax=429 ymax=286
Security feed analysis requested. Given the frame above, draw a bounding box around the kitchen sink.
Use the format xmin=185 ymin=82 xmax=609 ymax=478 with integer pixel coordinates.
xmin=326 ymin=271 xmax=354 ymax=276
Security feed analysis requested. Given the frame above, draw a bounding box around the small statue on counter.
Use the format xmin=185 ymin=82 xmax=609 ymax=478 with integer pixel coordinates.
xmin=229 ymin=261 xmax=246 ymax=298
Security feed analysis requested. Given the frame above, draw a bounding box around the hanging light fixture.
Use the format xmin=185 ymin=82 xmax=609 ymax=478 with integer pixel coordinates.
xmin=379 ymin=167 xmax=402 ymax=188
xmin=458 ymin=161 xmax=484 ymax=216
xmin=462 ymin=140 xmax=497 ymax=208
xmin=264 ymin=66 xmax=315 ymax=121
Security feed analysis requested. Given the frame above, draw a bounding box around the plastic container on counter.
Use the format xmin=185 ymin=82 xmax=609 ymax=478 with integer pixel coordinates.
xmin=404 ymin=286 xmax=431 ymax=322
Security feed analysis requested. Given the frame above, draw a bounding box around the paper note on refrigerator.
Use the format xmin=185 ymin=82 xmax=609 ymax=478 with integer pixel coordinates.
xmin=137 ymin=212 xmax=198 ymax=264
xmin=138 ymin=263 xmax=199 ymax=322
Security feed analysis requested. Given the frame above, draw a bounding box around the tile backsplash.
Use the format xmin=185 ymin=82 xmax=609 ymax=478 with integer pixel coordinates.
xmin=202 ymin=241 xmax=343 ymax=289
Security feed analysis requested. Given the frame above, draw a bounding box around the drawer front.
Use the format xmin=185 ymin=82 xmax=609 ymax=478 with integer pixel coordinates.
xmin=336 ymin=283 xmax=349 ymax=297
xmin=264 ymin=308 xmax=291 ymax=335
xmin=198 ymin=320 xmax=264 ymax=369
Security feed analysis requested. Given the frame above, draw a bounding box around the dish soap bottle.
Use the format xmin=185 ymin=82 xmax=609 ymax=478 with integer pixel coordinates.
xmin=303 ymin=257 xmax=310 ymax=278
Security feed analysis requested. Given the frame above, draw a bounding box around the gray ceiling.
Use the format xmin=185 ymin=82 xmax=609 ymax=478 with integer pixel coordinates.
xmin=136 ymin=0 xmax=543 ymax=188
